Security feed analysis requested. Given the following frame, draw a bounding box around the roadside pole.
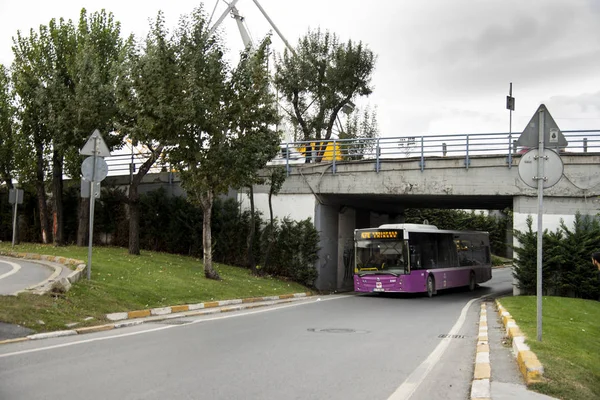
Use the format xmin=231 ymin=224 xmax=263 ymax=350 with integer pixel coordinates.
xmin=87 ymin=135 xmax=97 ymax=280
xmin=516 ymin=104 xmax=567 ymax=342
xmin=80 ymin=129 xmax=110 ymax=281
xmin=536 ymin=108 xmax=545 ymax=342
xmin=8 ymin=188 xmax=23 ymax=248
xmin=11 ymin=195 xmax=17 ymax=248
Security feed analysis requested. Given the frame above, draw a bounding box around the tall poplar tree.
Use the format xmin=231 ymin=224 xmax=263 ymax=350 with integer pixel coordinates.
xmin=12 ymin=29 xmax=53 ymax=243
xmin=115 ymin=11 xmax=180 ymax=255
xmin=0 ymin=65 xmax=15 ymax=188
xmin=168 ymin=7 xmax=280 ymax=279
xmin=274 ymin=28 xmax=377 ymax=159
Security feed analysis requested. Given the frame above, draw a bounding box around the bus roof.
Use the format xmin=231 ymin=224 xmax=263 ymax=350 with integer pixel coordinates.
xmin=378 ymin=223 xmax=438 ymax=232
xmin=375 ymin=223 xmax=489 ymax=236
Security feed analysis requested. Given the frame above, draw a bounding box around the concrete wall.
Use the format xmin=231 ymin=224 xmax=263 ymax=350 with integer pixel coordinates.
xmin=337 ymin=208 xmax=356 ymax=291
xmin=513 ymin=195 xmax=600 ymax=235
xmin=314 ymin=203 xmax=339 ymax=291
xmin=237 ymin=192 xmax=316 ymax=222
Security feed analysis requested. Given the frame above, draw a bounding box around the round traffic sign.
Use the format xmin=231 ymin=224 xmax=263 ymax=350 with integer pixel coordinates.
xmin=518 ymin=148 xmax=563 ymax=189
xmin=81 ymin=156 xmax=109 ymax=182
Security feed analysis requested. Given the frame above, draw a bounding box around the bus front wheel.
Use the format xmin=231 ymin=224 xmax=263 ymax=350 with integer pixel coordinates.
xmin=469 ymin=272 xmax=476 ymax=291
xmin=426 ymin=275 xmax=435 ymax=298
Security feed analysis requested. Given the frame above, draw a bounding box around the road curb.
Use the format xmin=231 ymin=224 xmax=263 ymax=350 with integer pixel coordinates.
xmin=0 ymin=292 xmax=314 ymax=346
xmin=471 ymin=302 xmax=491 ymax=400
xmin=495 ymin=299 xmax=545 ymax=385
xmin=105 ymin=292 xmax=312 ymax=321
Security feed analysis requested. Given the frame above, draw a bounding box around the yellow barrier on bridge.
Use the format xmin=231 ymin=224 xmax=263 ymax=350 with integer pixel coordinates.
xmin=297 ymin=141 xmax=342 ymax=161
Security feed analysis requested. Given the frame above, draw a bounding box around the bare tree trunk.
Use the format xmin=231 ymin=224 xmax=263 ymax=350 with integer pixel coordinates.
xmin=128 ymin=144 xmax=164 ymax=256
xmin=52 ymin=149 xmax=64 ymax=246
xmin=128 ymin=184 xmax=140 ymax=255
xmin=263 ymin=190 xmax=275 ymax=270
xmin=77 ymin=197 xmax=89 ymax=246
xmin=35 ymin=141 xmax=51 ymax=244
xmin=246 ymin=185 xmax=257 ymax=274
xmin=200 ymin=190 xmax=220 ymax=280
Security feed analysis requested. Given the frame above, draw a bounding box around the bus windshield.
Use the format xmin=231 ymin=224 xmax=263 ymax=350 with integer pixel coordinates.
xmin=355 ymin=239 xmax=408 ymax=276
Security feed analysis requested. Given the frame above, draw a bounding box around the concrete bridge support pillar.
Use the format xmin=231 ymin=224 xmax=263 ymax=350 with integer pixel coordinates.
xmin=338 ymin=208 xmax=356 ymax=291
xmin=314 ymin=203 xmax=339 ymax=291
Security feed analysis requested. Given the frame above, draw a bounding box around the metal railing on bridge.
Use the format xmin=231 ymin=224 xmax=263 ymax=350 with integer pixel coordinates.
xmin=270 ymin=130 xmax=600 ymax=175
xmin=102 ymin=130 xmax=600 ymax=178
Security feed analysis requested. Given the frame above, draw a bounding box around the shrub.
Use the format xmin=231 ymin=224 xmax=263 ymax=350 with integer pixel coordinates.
xmin=513 ymin=213 xmax=600 ymax=300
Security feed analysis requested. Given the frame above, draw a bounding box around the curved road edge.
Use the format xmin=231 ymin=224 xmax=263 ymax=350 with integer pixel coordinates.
xmin=0 ymin=292 xmax=315 ymax=346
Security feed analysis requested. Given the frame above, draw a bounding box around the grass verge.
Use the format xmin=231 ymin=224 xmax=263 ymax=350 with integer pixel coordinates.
xmin=499 ymin=295 xmax=600 ymax=400
xmin=0 ymin=243 xmax=309 ymax=333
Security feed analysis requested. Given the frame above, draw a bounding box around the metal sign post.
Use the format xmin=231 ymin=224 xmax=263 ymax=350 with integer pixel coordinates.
xmin=87 ymin=137 xmax=97 ymax=281
xmin=535 ymin=109 xmax=545 ymax=342
xmin=507 ymin=82 xmax=515 ymax=167
xmin=516 ymin=104 xmax=566 ymax=342
xmin=80 ymin=129 xmax=110 ymax=280
xmin=8 ymin=188 xmax=23 ymax=248
xmin=12 ymin=200 xmax=17 ymax=248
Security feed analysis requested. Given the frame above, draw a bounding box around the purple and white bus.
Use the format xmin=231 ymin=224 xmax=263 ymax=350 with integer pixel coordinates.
xmin=353 ymin=223 xmax=492 ymax=297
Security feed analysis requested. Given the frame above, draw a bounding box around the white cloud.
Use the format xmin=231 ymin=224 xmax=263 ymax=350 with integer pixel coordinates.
xmin=1 ymin=0 xmax=599 ymax=137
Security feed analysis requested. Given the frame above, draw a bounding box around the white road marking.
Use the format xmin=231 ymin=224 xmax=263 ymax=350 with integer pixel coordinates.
xmin=387 ymin=294 xmax=487 ymax=400
xmin=0 ymin=295 xmax=347 ymax=359
xmin=0 ymin=259 xmax=21 ymax=281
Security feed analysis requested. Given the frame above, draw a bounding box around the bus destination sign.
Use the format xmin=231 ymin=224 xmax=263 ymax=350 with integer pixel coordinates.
xmin=356 ymin=230 xmax=400 ymax=240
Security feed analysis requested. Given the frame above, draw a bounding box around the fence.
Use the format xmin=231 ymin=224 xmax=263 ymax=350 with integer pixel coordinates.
xmin=271 ymin=130 xmax=600 ymax=174
xmin=103 ymin=130 xmax=600 ymax=178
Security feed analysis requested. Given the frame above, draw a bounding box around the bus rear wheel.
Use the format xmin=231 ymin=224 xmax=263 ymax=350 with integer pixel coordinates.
xmin=427 ymin=275 xmax=435 ymax=298
xmin=469 ymin=272 xmax=476 ymax=291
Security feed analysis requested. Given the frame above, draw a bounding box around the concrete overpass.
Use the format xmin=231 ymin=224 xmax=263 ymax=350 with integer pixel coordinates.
xmin=106 ymin=129 xmax=600 ymax=292
xmin=242 ymin=150 xmax=600 ymax=291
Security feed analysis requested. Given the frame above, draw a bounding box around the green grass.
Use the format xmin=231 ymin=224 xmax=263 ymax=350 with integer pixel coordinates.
xmin=491 ymin=254 xmax=511 ymax=266
xmin=499 ymin=296 xmax=600 ymax=400
xmin=0 ymin=243 xmax=309 ymax=333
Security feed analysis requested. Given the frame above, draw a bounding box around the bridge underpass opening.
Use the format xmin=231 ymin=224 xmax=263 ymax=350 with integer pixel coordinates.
xmin=313 ymin=194 xmax=514 ymax=292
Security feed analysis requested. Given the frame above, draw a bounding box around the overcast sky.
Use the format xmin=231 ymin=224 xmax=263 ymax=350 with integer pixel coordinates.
xmin=1 ymin=0 xmax=599 ymax=138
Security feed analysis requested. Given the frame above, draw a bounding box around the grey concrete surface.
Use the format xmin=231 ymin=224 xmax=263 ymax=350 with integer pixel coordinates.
xmin=0 ymin=257 xmax=55 ymax=295
xmin=487 ymin=297 xmax=559 ymax=400
xmin=0 ymin=291 xmax=489 ymax=400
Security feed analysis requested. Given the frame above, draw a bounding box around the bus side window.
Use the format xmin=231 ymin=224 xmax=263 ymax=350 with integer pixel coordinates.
xmin=410 ymin=245 xmax=422 ymax=269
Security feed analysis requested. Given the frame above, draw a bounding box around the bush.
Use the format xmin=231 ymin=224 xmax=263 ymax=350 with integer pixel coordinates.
xmin=513 ymin=214 xmax=600 ymax=300
xmin=3 ymin=184 xmax=322 ymax=288
xmin=260 ymin=217 xmax=319 ymax=286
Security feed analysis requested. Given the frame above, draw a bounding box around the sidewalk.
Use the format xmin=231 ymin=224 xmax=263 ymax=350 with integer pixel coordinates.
xmin=471 ymin=300 xmax=557 ymax=400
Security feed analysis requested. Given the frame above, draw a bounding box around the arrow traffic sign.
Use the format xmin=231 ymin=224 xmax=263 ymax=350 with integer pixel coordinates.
xmin=80 ymin=129 xmax=111 ymax=157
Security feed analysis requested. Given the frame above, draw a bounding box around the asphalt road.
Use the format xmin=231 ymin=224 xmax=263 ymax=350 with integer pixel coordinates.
xmin=0 ymin=268 xmax=514 ymax=400
xmin=0 ymin=256 xmax=54 ymax=295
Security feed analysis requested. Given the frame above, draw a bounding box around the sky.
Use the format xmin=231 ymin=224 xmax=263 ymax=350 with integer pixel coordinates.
xmin=1 ymin=0 xmax=600 ymax=139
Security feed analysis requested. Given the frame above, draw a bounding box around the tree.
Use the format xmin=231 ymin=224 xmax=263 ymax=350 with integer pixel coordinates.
xmin=339 ymin=104 xmax=378 ymax=160
xmin=168 ymin=7 xmax=232 ymax=280
xmin=230 ymin=38 xmax=281 ymax=274
xmin=274 ymin=28 xmax=376 ymax=160
xmin=168 ymin=7 xmax=280 ymax=280
xmin=11 ymin=10 xmax=124 ymax=246
xmin=0 ymin=65 xmax=15 ymax=188
xmin=65 ymin=10 xmax=126 ymax=246
xmin=11 ymin=29 xmax=53 ymax=243
xmin=115 ymin=12 xmax=181 ymax=255
xmin=262 ymin=166 xmax=286 ymax=271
